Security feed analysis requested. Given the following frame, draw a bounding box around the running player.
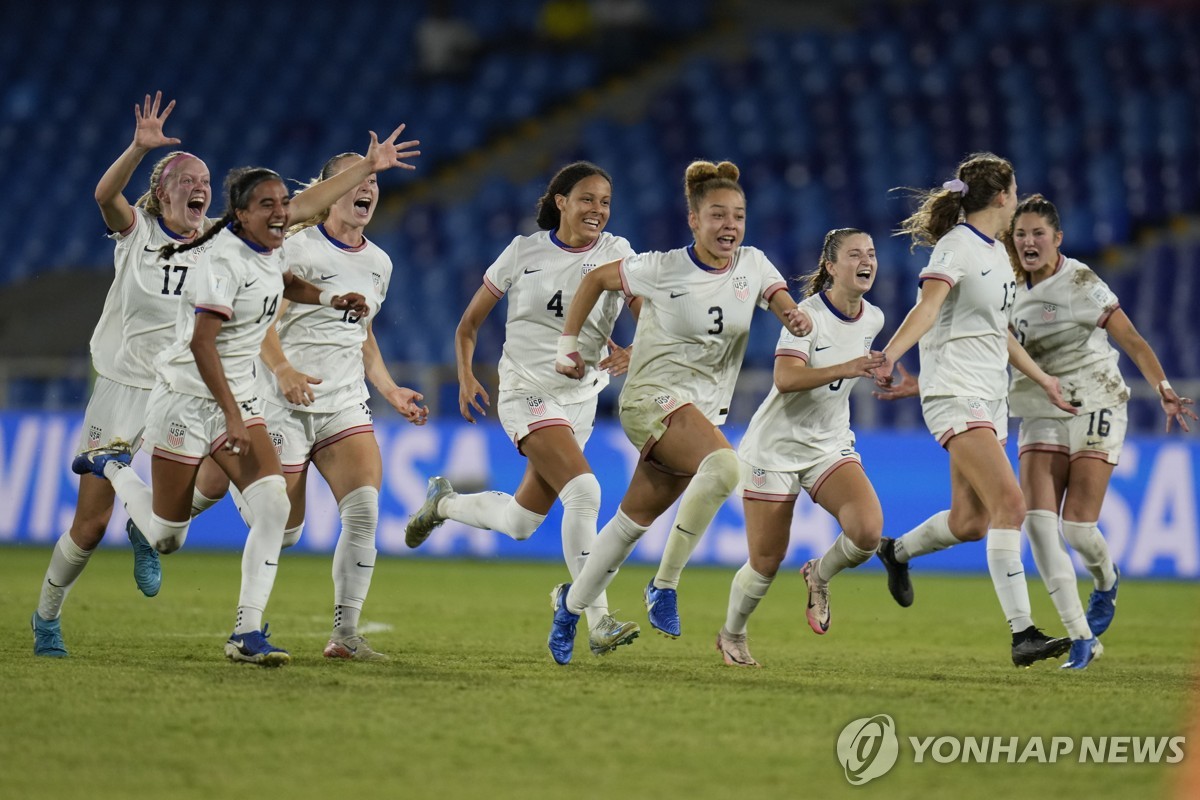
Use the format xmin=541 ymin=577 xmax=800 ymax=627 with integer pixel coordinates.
xmin=70 ymin=126 xmax=418 ymax=666
xmin=1006 ymin=193 xmax=1194 ymax=668
xmin=193 ymin=151 xmax=428 ymax=661
xmin=404 ymin=162 xmax=641 ymax=657
xmin=720 ymin=228 xmax=885 ymax=666
xmin=871 ymin=153 xmax=1078 ymax=667
xmin=546 ymin=159 xmax=813 ymax=664
xmin=31 ymin=92 xmax=214 ymax=657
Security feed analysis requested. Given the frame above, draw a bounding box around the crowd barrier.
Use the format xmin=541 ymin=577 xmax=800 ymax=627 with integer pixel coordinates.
xmin=2 ymin=412 xmax=1196 ymax=579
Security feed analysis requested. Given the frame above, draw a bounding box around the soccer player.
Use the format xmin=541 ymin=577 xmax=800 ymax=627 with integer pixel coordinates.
xmin=546 ymin=159 xmax=813 ymax=664
xmin=870 ymin=152 xmax=1078 ymax=667
xmin=1006 ymin=193 xmax=1194 ymax=668
xmin=71 ymin=126 xmax=418 ymax=666
xmin=720 ymin=228 xmax=885 ymax=666
xmin=192 ymin=151 xmax=429 ymax=662
xmin=404 ymin=162 xmax=641 ymax=657
xmin=31 ymin=92 xmax=215 ymax=657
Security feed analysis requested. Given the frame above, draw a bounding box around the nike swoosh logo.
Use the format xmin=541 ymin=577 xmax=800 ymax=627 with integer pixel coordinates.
xmin=1086 ymin=440 xmax=1103 ymax=447
xmin=1048 ymin=588 xmax=1060 ymax=595
xmin=523 ymin=268 xmax=543 ymax=274
xmin=981 ymin=269 xmax=993 ymax=276
xmin=143 ymin=246 xmax=161 ymax=253
xmin=1006 ymin=570 xmax=1023 ymax=577
xmin=580 ymin=551 xmax=591 ymax=557
xmin=606 ymin=569 xmax=618 ymax=574
xmin=319 ymin=273 xmax=338 ymax=280
xmin=670 ymin=291 xmax=688 ymax=298
xmin=814 ymin=345 xmax=831 ymax=352
xmin=674 ymin=526 xmax=697 ymax=537
xmin=245 ymin=279 xmax=259 ymax=287
xmin=356 ymin=562 xmax=374 ymax=569
xmin=265 ymin=560 xmax=278 ymax=566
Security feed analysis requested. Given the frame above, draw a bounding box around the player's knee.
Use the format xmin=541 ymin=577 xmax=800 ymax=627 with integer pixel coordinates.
xmin=149 ymin=515 xmax=191 ymax=554
xmin=242 ymin=475 xmax=290 ymax=532
xmin=69 ymin=516 xmax=110 ymax=549
xmin=281 ymin=524 xmax=304 ymax=549
xmin=748 ymin=551 xmax=783 ymax=579
xmin=338 ymin=486 xmax=379 ymax=548
xmin=502 ymin=500 xmax=546 ymax=540
xmin=697 ymin=448 xmax=740 ymax=496
xmin=559 ymin=473 xmax=601 ymax=516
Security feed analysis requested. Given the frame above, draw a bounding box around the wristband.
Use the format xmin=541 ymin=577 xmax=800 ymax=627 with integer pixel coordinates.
xmin=1158 ymin=380 xmax=1173 ymax=396
xmin=555 ymin=334 xmax=580 ymax=370
xmin=318 ymin=290 xmax=335 ymax=307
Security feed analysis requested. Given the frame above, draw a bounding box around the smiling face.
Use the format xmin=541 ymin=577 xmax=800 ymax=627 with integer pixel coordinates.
xmin=158 ymin=158 xmax=211 ymax=235
xmin=828 ymin=232 xmax=877 ymax=295
xmin=235 ymin=178 xmax=290 ymax=250
xmin=554 ymin=173 xmax=611 ymax=247
xmin=1011 ymin=210 xmax=1063 ymax=275
xmin=689 ymin=187 xmax=745 ymax=263
xmin=325 ymin=155 xmax=378 ymax=231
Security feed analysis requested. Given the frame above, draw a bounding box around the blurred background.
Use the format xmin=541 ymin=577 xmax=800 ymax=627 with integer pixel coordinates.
xmin=2 ymin=0 xmax=1198 ymax=432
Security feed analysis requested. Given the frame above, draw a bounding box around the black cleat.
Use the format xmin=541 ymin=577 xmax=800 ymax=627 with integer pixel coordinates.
xmin=877 ymin=537 xmax=913 ymax=607
xmin=1011 ymin=626 xmax=1072 ymax=668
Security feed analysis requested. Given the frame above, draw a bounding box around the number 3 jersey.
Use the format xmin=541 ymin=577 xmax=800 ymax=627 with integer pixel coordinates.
xmin=156 ymin=227 xmax=285 ymax=400
xmin=619 ymin=245 xmax=788 ymax=426
xmin=91 ymin=208 xmax=215 ymax=389
xmin=1008 ymin=254 xmax=1126 ymax=418
xmin=484 ymin=229 xmax=634 ymax=405
xmin=258 ymin=224 xmax=392 ymax=412
xmin=739 ymin=292 xmax=884 ymax=471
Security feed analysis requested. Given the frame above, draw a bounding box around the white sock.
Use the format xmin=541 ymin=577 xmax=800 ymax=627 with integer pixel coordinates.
xmin=230 ymin=484 xmax=253 ymax=526
xmin=234 ymin=475 xmax=290 ymax=634
xmin=893 ymin=510 xmax=958 ymax=563
xmin=281 ymin=524 xmax=304 ymax=549
xmin=557 ymin=473 xmax=612 ymax=628
xmin=566 ymin=509 xmax=648 ymax=615
xmin=441 ymin=490 xmax=545 ymax=540
xmin=107 ymin=462 xmax=155 ymax=533
xmin=1025 ymin=511 xmax=1091 ymax=640
xmin=815 ymin=533 xmax=877 ymax=583
xmin=986 ymin=528 xmax=1034 ymax=633
xmin=332 ymin=486 xmax=378 ymax=637
xmin=191 ymin=488 xmax=221 ymax=518
xmin=1061 ymin=520 xmax=1117 ymax=591
xmin=37 ymin=532 xmax=94 ymax=620
xmin=654 ymin=449 xmax=740 ymax=590
xmin=724 ymin=563 xmax=774 ymax=635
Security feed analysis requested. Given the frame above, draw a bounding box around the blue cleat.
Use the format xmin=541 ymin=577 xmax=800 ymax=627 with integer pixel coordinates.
xmin=548 ymin=583 xmax=580 ymax=665
xmin=225 ymin=624 xmax=290 ymax=667
xmin=405 ymin=476 xmax=454 ymax=549
xmin=645 ymin=579 xmax=681 ymax=638
xmin=127 ymin=519 xmax=162 ymax=597
xmin=31 ymin=612 xmax=68 ymax=658
xmin=1061 ymin=637 xmax=1104 ymax=670
xmin=1085 ymin=566 xmax=1119 ymax=637
xmin=71 ymin=440 xmax=132 ymax=478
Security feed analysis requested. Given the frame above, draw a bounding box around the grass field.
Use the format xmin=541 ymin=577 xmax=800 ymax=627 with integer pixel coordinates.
xmin=2 ymin=545 xmax=1197 ymax=800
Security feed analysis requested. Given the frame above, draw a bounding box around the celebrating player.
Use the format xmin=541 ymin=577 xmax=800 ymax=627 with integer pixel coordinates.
xmin=546 ymin=159 xmax=813 ymax=664
xmin=31 ymin=92 xmax=214 ymax=657
xmin=720 ymin=228 xmax=885 ymax=666
xmin=404 ymin=161 xmax=641 ymax=657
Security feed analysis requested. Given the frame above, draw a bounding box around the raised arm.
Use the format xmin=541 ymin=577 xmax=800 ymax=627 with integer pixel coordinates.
xmin=281 ymin=270 xmax=369 ymax=317
xmin=774 ymin=350 xmax=886 ymax=394
xmin=875 ymin=279 xmax=950 ymax=384
xmin=1106 ymin=309 xmax=1196 ymax=432
xmin=555 ymin=260 xmax=623 ymax=379
xmin=94 ymin=91 xmax=181 ymax=233
xmin=454 ymin=285 xmax=501 ymax=422
xmin=288 ymin=124 xmax=420 ymax=222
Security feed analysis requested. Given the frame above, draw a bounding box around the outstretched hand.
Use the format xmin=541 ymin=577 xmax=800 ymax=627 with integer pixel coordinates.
xmin=784 ymin=307 xmax=813 ymax=337
xmin=331 ymin=292 xmax=370 ymax=318
xmin=598 ymin=339 xmax=632 ymax=376
xmin=364 ymin=124 xmax=421 ymax=173
xmin=1161 ymin=386 xmax=1197 ymax=433
xmin=1041 ymin=377 xmax=1078 ymax=415
xmin=458 ymin=374 xmax=490 ymax=423
xmin=132 ymin=91 xmax=181 ymax=151
xmin=386 ymin=386 xmax=429 ymax=425
xmin=872 ymin=362 xmax=918 ymax=401
xmin=276 ymin=364 xmax=322 ymax=406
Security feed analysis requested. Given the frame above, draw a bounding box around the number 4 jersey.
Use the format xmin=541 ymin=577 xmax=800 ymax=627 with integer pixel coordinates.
xmin=484 ymin=229 xmax=634 ymax=405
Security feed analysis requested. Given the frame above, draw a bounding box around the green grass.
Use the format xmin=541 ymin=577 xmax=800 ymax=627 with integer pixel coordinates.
xmin=2 ymin=545 xmax=1197 ymax=800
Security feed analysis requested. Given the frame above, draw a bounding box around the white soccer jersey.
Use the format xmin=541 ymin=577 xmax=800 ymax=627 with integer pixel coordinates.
xmin=156 ymin=227 xmax=286 ymax=400
xmin=258 ymin=224 xmax=391 ymax=412
xmin=739 ymin=292 xmax=884 ymax=470
xmin=916 ymin=223 xmax=1016 ymax=400
xmin=619 ymin=245 xmax=789 ymax=425
xmin=484 ymin=229 xmax=634 ymax=405
xmin=1008 ymin=254 xmax=1126 ymax=417
xmin=90 ymin=208 xmax=215 ymax=388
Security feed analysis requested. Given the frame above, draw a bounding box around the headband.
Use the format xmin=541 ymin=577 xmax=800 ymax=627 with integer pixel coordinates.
xmin=159 ymin=152 xmax=198 ymax=185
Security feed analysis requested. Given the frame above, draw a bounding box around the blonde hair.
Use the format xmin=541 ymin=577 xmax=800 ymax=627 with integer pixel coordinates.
xmin=895 ymin=152 xmax=1014 ymax=251
xmin=286 ymin=152 xmax=361 ymax=235
xmin=799 ymin=227 xmax=868 ymax=297
xmin=684 ymin=160 xmax=742 ymax=213
xmin=133 ymin=150 xmax=192 ymax=217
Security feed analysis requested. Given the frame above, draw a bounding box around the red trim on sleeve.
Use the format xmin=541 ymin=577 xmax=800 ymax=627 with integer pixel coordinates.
xmin=775 ymin=348 xmax=808 ymax=362
xmin=763 ymin=281 xmax=789 ymax=302
xmin=1097 ymin=303 xmax=1119 ymax=328
xmin=196 ymin=305 xmax=233 ymax=320
xmin=117 ymin=215 xmax=138 ymax=237
xmin=617 ymin=257 xmax=633 ymax=299
xmin=919 ymin=273 xmax=955 ymax=287
xmin=482 ymin=275 xmax=504 ymax=299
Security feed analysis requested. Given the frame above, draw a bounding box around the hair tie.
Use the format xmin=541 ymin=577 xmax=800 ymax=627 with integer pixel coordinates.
xmin=942 ymin=178 xmax=969 ymax=196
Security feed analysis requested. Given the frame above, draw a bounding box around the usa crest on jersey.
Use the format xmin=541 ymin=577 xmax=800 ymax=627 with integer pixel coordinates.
xmin=167 ymin=421 xmax=187 ymax=448
xmin=654 ymin=394 xmax=679 ymax=412
xmin=88 ymin=425 xmax=103 ymax=449
xmin=751 ymin=467 xmax=766 ymax=488
xmin=967 ymin=398 xmax=987 ymax=420
xmin=526 ymin=395 xmax=547 ymax=417
xmin=269 ymin=431 xmax=284 ymax=457
xmin=733 ymin=275 xmax=750 ymax=302
xmin=1042 ymin=303 xmax=1057 ymax=322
